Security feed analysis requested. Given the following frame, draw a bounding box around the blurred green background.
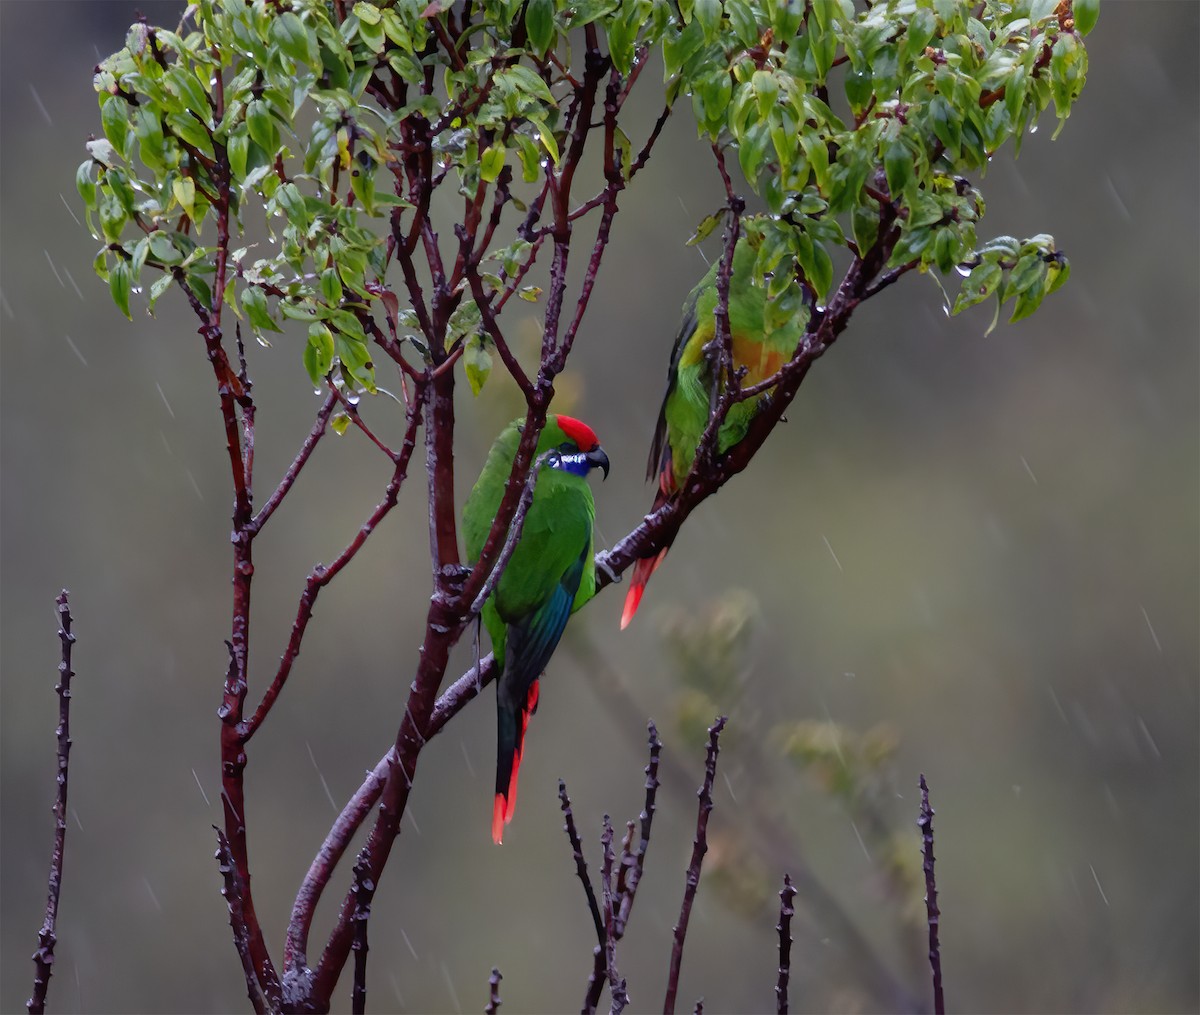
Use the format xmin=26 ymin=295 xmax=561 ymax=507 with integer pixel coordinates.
xmin=2 ymin=3 xmax=1197 ymax=1012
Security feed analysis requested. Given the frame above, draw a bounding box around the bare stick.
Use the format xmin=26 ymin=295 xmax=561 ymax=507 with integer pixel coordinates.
xmin=350 ymin=848 xmax=376 ymax=1015
xmin=486 ymin=967 xmax=503 ymax=1015
xmin=919 ymin=774 xmax=945 ymax=1015
xmin=614 ymin=721 xmax=661 ymax=939
xmin=27 ymin=592 xmax=76 ymax=1015
xmin=582 ymin=945 xmax=605 ymax=1015
xmin=600 ymin=817 xmax=629 ymax=1014
xmin=775 ymin=874 xmax=797 ymax=1014
xmin=559 ymin=780 xmax=605 ymax=945
xmin=214 ymin=828 xmax=269 ymax=1015
xmin=663 ymin=716 xmax=727 ymax=1015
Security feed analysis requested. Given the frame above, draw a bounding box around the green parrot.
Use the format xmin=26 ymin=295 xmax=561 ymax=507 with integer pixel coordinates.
xmin=463 ymin=414 xmax=610 ymax=844
xmin=621 ymin=237 xmax=805 ymax=629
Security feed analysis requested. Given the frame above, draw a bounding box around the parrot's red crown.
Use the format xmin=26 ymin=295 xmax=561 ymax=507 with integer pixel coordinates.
xmin=555 ymin=415 xmax=600 ymax=450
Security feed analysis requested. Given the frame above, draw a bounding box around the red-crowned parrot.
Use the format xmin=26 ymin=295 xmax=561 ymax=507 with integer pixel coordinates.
xmin=463 ymin=415 xmax=609 ymax=843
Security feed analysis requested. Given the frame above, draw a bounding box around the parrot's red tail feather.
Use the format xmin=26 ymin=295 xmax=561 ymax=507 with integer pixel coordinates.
xmin=620 ymin=548 xmax=669 ymax=629
xmin=492 ymin=679 xmax=541 ymax=844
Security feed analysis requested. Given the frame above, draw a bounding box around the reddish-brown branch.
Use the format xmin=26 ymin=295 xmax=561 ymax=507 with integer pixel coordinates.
xmin=330 ymin=386 xmax=402 ymax=462
xmin=425 ymin=370 xmax=462 ymax=577
xmin=214 ymin=828 xmax=272 ymax=1015
xmin=464 ymin=263 xmax=534 ymax=396
xmin=243 ymin=393 xmax=424 ymax=742
xmin=249 ymin=392 xmax=337 ymax=533
xmin=663 ymin=716 xmax=727 ymax=1014
xmin=27 ymin=592 xmax=76 ymax=1015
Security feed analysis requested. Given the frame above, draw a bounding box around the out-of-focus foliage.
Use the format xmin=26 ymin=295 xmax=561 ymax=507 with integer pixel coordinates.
xmin=79 ymin=0 xmax=1091 ymax=402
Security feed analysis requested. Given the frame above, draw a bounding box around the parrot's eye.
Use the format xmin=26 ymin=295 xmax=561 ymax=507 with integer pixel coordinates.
xmin=558 ymin=440 xmax=577 ymax=454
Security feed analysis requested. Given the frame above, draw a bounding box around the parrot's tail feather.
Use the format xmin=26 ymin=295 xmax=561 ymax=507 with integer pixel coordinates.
xmin=492 ymin=679 xmax=540 ymax=845
xmin=620 ymin=548 xmax=669 ymax=629
xmin=621 ymin=475 xmax=677 ymax=630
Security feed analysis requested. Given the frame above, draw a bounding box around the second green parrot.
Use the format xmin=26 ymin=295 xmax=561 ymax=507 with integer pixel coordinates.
xmin=463 ymin=414 xmax=609 ymax=843
xmin=621 ymin=236 xmax=805 ymax=628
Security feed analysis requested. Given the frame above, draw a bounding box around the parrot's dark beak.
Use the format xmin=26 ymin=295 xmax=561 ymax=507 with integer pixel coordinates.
xmin=586 ymin=445 xmax=610 ymax=480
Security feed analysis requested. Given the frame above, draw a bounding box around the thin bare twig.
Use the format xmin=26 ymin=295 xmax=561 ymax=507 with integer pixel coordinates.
xmin=243 ymin=392 xmax=425 ymax=741
xmin=27 ymin=592 xmax=76 ymax=1015
xmin=919 ymin=774 xmax=945 ymax=1015
xmin=663 ymin=716 xmax=727 ymax=1015
xmin=559 ymin=780 xmax=605 ymax=945
xmin=613 ymin=720 xmax=661 ymax=939
xmin=350 ymin=847 xmax=376 ymax=1015
xmin=249 ymin=391 xmax=337 ymax=533
xmin=600 ymin=816 xmax=629 ymax=1014
xmin=775 ymin=874 xmax=797 ymax=1014
xmin=486 ymin=967 xmax=503 ymax=1015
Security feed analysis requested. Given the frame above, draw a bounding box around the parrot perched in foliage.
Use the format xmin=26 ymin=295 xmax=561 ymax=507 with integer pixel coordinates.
xmin=463 ymin=414 xmax=610 ymax=843
xmin=621 ymin=237 xmax=806 ymax=629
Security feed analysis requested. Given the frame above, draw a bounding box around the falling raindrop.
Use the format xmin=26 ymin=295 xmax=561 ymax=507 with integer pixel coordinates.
xmin=346 ymin=391 xmax=361 ymax=406
xmin=954 ymin=263 xmax=972 ymax=277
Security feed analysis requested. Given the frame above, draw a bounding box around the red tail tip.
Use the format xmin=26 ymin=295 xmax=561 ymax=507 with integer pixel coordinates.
xmin=492 ymin=794 xmax=506 ymax=844
xmin=620 ymin=583 xmax=645 ymax=630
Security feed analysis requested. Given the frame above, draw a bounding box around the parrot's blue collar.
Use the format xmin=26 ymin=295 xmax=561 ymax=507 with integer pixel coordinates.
xmin=549 ymin=451 xmax=593 ymax=477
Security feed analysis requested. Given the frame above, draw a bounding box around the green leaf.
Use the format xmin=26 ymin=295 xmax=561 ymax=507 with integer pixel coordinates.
xmin=76 ymin=161 xmax=97 ymax=207
xmin=525 ymin=0 xmax=556 ymax=57
xmin=851 ymin=202 xmax=879 ymax=255
xmin=110 ymin=258 xmax=132 ymax=319
xmin=331 ymin=411 xmax=351 ymax=436
xmin=464 ymin=333 xmax=492 ymax=395
xmin=101 ymin=97 xmax=129 ymax=154
xmin=320 ymin=268 xmax=343 ymax=306
xmin=687 ymin=211 xmax=723 ymax=246
xmin=883 ymin=137 xmax=912 ymax=199
xmin=1074 ymin=0 xmax=1100 ymax=36
xmin=147 ymin=272 xmax=174 ymax=313
xmin=228 ymin=130 xmax=249 ymax=182
xmin=304 ymin=322 xmax=335 ymax=384
xmin=241 ymin=285 xmax=283 ymax=334
xmin=173 ymin=176 xmax=196 ymax=221
xmin=951 ymin=260 xmax=1002 ymax=314
xmin=480 ymin=143 xmax=506 ymax=183
xmin=352 ymin=2 xmax=382 ymax=26
xmin=246 ymin=99 xmax=278 ymax=152
xmin=271 ymin=11 xmax=316 ymax=66
xmin=533 ymin=119 xmax=559 ymax=164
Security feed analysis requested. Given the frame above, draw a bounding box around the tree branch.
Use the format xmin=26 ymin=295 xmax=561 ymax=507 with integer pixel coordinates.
xmin=485 ymin=967 xmax=503 ymax=1015
xmin=27 ymin=592 xmax=76 ymax=1015
xmin=558 ymin=780 xmax=605 ymax=946
xmin=613 ymin=721 xmax=661 ymax=939
xmin=350 ymin=848 xmax=376 ymax=1015
xmin=919 ymin=774 xmax=945 ymax=1015
xmin=663 ymin=717 xmax=727 ymax=1015
xmin=775 ymin=874 xmax=797 ymax=1014
xmin=242 ymin=391 xmax=425 ymax=742
xmin=249 ymin=392 xmax=337 ymax=534
xmin=214 ymin=828 xmax=272 ymax=1015
xmin=600 ymin=816 xmax=629 ymax=1015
